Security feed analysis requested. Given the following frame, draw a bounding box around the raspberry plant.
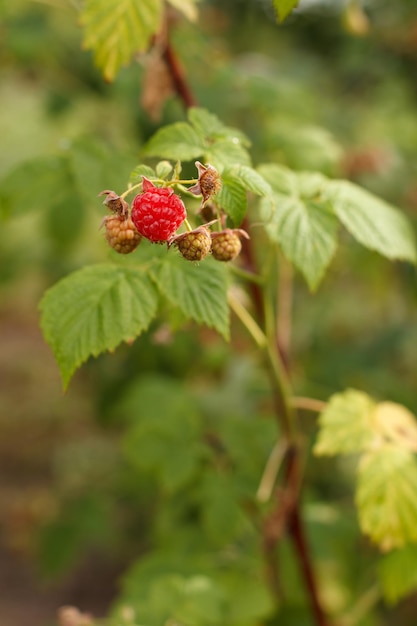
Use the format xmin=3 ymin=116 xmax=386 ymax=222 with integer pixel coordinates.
xmin=4 ymin=0 xmax=417 ymax=624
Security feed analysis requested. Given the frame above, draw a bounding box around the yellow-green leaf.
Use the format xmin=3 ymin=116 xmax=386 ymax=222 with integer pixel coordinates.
xmin=166 ymin=0 xmax=199 ymax=22
xmin=81 ymin=0 xmax=163 ymax=82
xmin=356 ymin=446 xmax=417 ymax=550
xmin=371 ymin=402 xmax=417 ymax=452
xmin=273 ymin=0 xmax=300 ymax=23
xmin=314 ymin=389 xmax=376 ymax=456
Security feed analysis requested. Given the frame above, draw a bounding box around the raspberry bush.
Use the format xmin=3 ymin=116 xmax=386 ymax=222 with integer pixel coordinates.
xmin=2 ymin=1 xmax=416 ymax=625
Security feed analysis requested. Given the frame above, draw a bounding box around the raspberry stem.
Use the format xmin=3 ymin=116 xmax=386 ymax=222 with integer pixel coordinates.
xmin=120 ymin=178 xmax=199 ymax=200
xmin=184 ymin=218 xmax=193 ymax=232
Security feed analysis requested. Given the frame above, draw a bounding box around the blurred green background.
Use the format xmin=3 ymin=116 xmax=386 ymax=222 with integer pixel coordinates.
xmin=1 ymin=1 xmax=417 ymax=625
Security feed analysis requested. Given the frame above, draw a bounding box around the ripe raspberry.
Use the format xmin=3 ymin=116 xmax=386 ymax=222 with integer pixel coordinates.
xmin=103 ymin=214 xmax=142 ymax=254
xmin=211 ymin=229 xmax=249 ymax=262
xmin=131 ymin=177 xmax=186 ymax=243
xmin=170 ymin=226 xmax=212 ymax=261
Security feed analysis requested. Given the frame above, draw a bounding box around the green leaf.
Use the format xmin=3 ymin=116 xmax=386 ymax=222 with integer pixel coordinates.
xmin=129 ymin=164 xmax=156 ymax=185
xmin=314 ymin=389 xmax=376 ymax=456
xmin=356 ymin=446 xmax=417 ymax=550
xmin=188 ymin=107 xmax=227 ymax=139
xmin=378 ymin=545 xmax=417 ymax=604
xmin=205 ymin=139 xmax=251 ymax=170
xmin=273 ymin=0 xmax=300 ymax=22
xmin=166 ymin=0 xmax=198 ymax=21
xmin=216 ymin=171 xmax=248 ymax=226
xmin=144 ymin=122 xmax=206 ymax=161
xmin=151 ymin=254 xmax=229 ymax=339
xmin=231 ymin=165 xmax=272 ymax=197
xmin=80 ymin=0 xmax=163 ymax=82
xmin=324 ymin=180 xmax=417 ymax=264
xmin=188 ymin=108 xmax=251 ymax=147
xmin=258 ymin=165 xmax=339 ymax=290
xmin=40 ymin=264 xmax=158 ymax=388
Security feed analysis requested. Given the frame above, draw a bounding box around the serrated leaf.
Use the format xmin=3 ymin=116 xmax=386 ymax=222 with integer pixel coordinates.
xmin=167 ymin=0 xmax=199 ymax=21
xmin=378 ymin=545 xmax=417 ymax=604
xmin=188 ymin=107 xmax=226 ymax=139
xmin=150 ymin=255 xmax=229 ymax=339
xmin=258 ymin=165 xmax=338 ymax=290
xmin=324 ymin=180 xmax=417 ymax=264
xmin=314 ymin=389 xmax=376 ymax=456
xmin=188 ymin=108 xmax=250 ymax=147
xmin=129 ymin=164 xmax=156 ymax=185
xmin=231 ymin=165 xmax=272 ymax=197
xmin=356 ymin=446 xmax=417 ymax=550
xmin=273 ymin=0 xmax=300 ymax=22
xmin=144 ymin=122 xmax=206 ymax=161
xmin=216 ymin=171 xmax=247 ymax=226
xmin=205 ymin=138 xmax=251 ymax=170
xmin=40 ymin=264 xmax=158 ymax=388
xmin=80 ymin=0 xmax=163 ymax=82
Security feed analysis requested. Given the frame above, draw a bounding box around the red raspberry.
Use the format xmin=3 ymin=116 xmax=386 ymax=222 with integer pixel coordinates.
xmin=131 ymin=177 xmax=186 ymax=243
xmin=211 ymin=228 xmax=249 ymax=262
xmin=104 ymin=214 xmax=142 ymax=254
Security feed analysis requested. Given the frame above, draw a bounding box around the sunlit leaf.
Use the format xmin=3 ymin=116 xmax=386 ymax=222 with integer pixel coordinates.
xmin=167 ymin=0 xmax=199 ymax=22
xmin=372 ymin=402 xmax=417 ymax=452
xmin=314 ymin=389 xmax=376 ymax=456
xmin=356 ymin=446 xmax=417 ymax=550
xmin=81 ymin=0 xmax=163 ymax=81
xmin=40 ymin=263 xmax=158 ymax=388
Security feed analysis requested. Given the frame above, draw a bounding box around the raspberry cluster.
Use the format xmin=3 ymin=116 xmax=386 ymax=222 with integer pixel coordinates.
xmin=99 ymin=166 xmax=248 ymax=264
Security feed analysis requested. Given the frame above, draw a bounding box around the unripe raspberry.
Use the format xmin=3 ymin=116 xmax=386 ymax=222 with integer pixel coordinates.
xmin=211 ymin=229 xmax=249 ymax=262
xmin=131 ymin=177 xmax=186 ymax=243
xmin=170 ymin=226 xmax=212 ymax=261
xmin=104 ymin=214 xmax=142 ymax=254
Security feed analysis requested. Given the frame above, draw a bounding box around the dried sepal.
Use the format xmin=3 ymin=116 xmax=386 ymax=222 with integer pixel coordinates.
xmin=189 ymin=161 xmax=222 ymax=205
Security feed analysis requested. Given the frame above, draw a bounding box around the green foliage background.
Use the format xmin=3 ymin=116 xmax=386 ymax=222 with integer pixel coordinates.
xmin=1 ymin=1 xmax=417 ymax=625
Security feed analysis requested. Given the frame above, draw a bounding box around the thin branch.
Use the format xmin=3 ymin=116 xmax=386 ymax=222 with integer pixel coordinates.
xmin=289 ymin=504 xmax=331 ymax=626
xmin=277 ymin=255 xmax=293 ymax=372
xmin=256 ymin=439 xmax=288 ymax=503
xmin=290 ymin=397 xmax=327 ymax=413
xmin=162 ymin=38 xmax=197 ymax=109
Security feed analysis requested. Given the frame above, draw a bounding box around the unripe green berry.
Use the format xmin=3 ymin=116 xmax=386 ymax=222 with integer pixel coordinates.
xmin=211 ymin=229 xmax=248 ymax=262
xmin=171 ymin=227 xmax=212 ymax=261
